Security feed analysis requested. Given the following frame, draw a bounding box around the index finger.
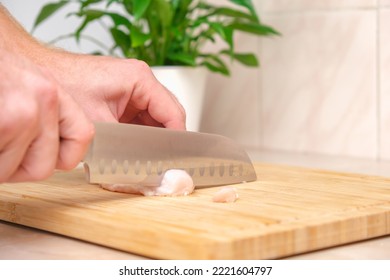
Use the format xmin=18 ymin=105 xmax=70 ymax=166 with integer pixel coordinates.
xmin=56 ymin=90 xmax=95 ymax=170
xmin=125 ymin=60 xmax=187 ymax=130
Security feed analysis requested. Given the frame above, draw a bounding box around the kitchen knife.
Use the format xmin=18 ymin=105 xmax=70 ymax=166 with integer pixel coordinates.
xmin=83 ymin=122 xmax=257 ymax=187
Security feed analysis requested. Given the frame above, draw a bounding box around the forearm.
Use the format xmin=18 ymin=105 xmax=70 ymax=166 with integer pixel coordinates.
xmin=0 ymin=4 xmax=53 ymax=64
xmin=0 ymin=4 xmax=74 ymax=89
xmin=0 ymin=5 xmax=37 ymax=51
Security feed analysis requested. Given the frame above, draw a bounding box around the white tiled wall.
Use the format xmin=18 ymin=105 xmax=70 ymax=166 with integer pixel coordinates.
xmin=200 ymin=33 xmax=261 ymax=147
xmin=260 ymin=0 xmax=376 ymax=12
xmin=260 ymin=10 xmax=377 ymax=158
xmin=203 ymin=0 xmax=390 ymax=161
xmin=380 ymin=8 xmax=390 ymax=159
xmin=380 ymin=0 xmax=390 ymax=6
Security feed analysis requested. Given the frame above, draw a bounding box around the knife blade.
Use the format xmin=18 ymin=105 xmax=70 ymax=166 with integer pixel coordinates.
xmin=83 ymin=122 xmax=257 ymax=187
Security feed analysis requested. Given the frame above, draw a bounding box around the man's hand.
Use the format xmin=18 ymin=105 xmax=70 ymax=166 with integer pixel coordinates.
xmin=39 ymin=52 xmax=187 ymax=130
xmin=0 ymin=50 xmax=94 ymax=183
xmin=0 ymin=4 xmax=185 ymax=184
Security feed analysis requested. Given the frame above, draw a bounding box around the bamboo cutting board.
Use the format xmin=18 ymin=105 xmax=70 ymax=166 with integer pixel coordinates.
xmin=1 ymin=163 xmax=390 ymax=259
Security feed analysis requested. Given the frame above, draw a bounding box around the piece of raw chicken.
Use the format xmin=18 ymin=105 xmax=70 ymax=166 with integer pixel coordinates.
xmin=212 ymin=187 xmax=239 ymax=203
xmin=100 ymin=169 xmax=195 ymax=196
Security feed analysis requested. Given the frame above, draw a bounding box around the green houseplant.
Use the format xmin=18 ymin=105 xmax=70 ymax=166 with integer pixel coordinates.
xmin=33 ymin=0 xmax=279 ymax=131
xmin=33 ymin=0 xmax=279 ymax=76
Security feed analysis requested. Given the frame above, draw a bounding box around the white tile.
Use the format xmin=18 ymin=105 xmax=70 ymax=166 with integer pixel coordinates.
xmin=380 ymin=10 xmax=390 ymax=160
xmin=200 ymin=34 xmax=260 ymax=147
xmin=260 ymin=10 xmax=377 ymax=158
xmin=259 ymin=0 xmax=377 ymax=13
xmin=380 ymin=0 xmax=390 ymax=7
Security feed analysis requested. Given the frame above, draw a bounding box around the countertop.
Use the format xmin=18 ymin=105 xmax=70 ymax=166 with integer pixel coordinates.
xmin=1 ymin=148 xmax=390 ymax=260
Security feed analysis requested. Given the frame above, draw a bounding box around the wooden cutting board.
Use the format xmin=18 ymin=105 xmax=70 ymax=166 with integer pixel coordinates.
xmin=1 ymin=163 xmax=390 ymax=259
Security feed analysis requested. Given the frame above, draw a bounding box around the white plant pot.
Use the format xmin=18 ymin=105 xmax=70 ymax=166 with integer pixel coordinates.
xmin=151 ymin=66 xmax=208 ymax=132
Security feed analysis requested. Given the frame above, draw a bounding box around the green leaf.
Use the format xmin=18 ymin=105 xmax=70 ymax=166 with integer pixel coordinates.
xmin=167 ymin=52 xmax=196 ymax=66
xmin=205 ymin=7 xmax=257 ymax=22
xmin=81 ymin=0 xmax=103 ymax=9
xmin=191 ymin=25 xmax=216 ymax=43
xmin=229 ymin=22 xmax=281 ymax=36
xmin=73 ymin=10 xmax=105 ymax=41
xmin=173 ymin=0 xmax=192 ymax=23
xmin=195 ymin=2 xmax=213 ymax=10
xmin=133 ymin=0 xmax=152 ymax=20
xmin=171 ymin=0 xmax=181 ymax=10
xmin=107 ymin=0 xmax=119 ymax=8
xmin=130 ymin=26 xmax=151 ymax=48
xmin=110 ymin=27 xmax=130 ymax=56
xmin=121 ymin=0 xmax=133 ymax=14
xmin=155 ymin=0 xmax=174 ymax=27
xmin=222 ymin=51 xmax=258 ymax=66
xmin=32 ymin=0 xmax=69 ymax=32
xmin=201 ymin=61 xmax=230 ymax=76
xmin=90 ymin=51 xmax=104 ymax=55
xmin=191 ymin=16 xmax=209 ymax=28
xmin=228 ymin=0 xmax=258 ymax=21
xmin=235 ymin=53 xmax=258 ymax=66
xmin=191 ymin=32 xmax=215 ymax=44
xmin=201 ymin=55 xmax=230 ymax=76
xmin=210 ymin=23 xmax=233 ymax=49
xmin=105 ymin=12 xmax=132 ymax=29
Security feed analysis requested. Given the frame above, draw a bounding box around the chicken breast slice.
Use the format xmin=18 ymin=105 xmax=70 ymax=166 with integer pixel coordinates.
xmin=212 ymin=187 xmax=239 ymax=203
xmin=100 ymin=169 xmax=195 ymax=196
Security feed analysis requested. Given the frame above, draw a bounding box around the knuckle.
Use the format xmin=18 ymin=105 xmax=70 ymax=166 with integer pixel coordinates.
xmin=18 ymin=106 xmax=40 ymax=132
xmin=0 ymin=102 xmax=39 ymax=136
xmin=22 ymin=102 xmax=40 ymax=123
xmin=0 ymin=116 xmax=15 ymax=137
xmin=33 ymin=78 xmax=59 ymax=108
xmin=1 ymin=74 xmax=58 ymax=134
xmin=127 ymin=59 xmax=153 ymax=82
xmin=128 ymin=59 xmax=150 ymax=72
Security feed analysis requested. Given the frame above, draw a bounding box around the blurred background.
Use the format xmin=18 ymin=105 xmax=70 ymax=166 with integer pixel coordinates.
xmin=2 ymin=0 xmax=389 ymax=162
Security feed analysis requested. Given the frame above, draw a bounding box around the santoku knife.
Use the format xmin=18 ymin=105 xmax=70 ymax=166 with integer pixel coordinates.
xmin=83 ymin=122 xmax=257 ymax=187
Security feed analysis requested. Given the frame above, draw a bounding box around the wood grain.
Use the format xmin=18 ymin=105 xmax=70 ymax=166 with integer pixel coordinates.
xmin=1 ymin=163 xmax=390 ymax=259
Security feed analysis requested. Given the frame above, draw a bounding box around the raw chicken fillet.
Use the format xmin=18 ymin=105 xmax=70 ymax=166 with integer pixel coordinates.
xmin=100 ymin=169 xmax=195 ymax=196
xmin=212 ymin=187 xmax=239 ymax=203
